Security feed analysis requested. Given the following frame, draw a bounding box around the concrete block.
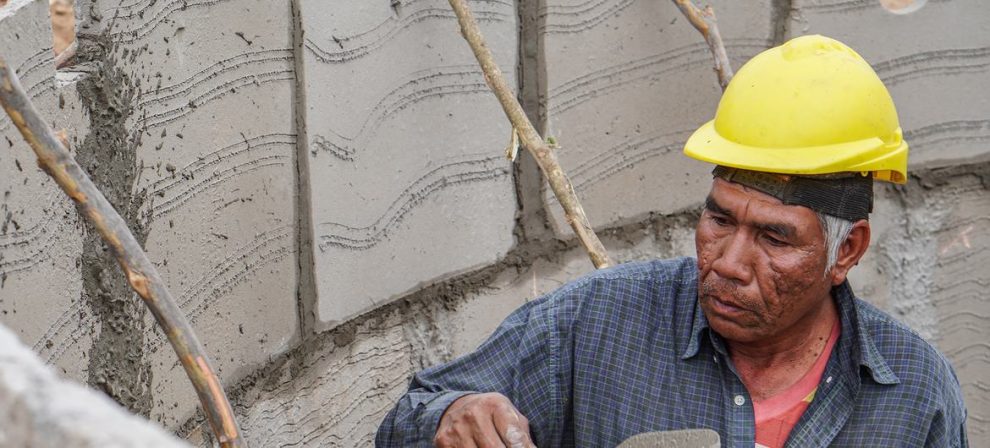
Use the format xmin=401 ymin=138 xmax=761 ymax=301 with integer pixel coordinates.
xmin=88 ymin=0 xmax=300 ymax=428
xmin=540 ymin=0 xmax=774 ymax=237
xmin=0 ymin=0 xmax=92 ymax=383
xmin=0 ymin=323 xmax=188 ymax=447
xmin=298 ymin=0 xmax=518 ymax=329
xmin=790 ymin=0 xmax=990 ymax=168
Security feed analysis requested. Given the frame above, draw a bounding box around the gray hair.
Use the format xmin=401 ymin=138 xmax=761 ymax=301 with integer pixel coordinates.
xmin=816 ymin=212 xmax=855 ymax=276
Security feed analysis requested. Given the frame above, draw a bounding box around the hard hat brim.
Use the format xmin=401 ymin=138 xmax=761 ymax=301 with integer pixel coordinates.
xmin=683 ymin=120 xmax=909 ymax=184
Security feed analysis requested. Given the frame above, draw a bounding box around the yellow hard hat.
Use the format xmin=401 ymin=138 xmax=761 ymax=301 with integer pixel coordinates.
xmin=684 ymin=35 xmax=908 ymax=184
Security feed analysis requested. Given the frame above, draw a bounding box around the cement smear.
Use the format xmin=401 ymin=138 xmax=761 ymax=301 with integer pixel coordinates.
xmin=876 ymin=182 xmax=948 ymax=340
xmin=74 ymin=30 xmax=153 ymax=417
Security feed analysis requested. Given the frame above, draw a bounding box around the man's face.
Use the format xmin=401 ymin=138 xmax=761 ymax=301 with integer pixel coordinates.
xmin=695 ymin=178 xmax=834 ymax=344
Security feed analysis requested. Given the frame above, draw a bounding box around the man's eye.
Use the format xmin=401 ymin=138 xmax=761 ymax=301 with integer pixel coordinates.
xmin=763 ymin=234 xmax=787 ymax=247
xmin=710 ymin=215 xmax=730 ymax=227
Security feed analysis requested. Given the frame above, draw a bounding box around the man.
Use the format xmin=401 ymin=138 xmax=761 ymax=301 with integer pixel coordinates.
xmin=376 ymin=35 xmax=968 ymax=447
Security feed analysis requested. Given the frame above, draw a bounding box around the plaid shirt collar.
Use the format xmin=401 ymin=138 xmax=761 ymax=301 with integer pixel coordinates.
xmin=679 ymin=279 xmax=900 ymax=386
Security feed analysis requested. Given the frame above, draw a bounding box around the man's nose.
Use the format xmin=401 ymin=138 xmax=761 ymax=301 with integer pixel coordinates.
xmin=709 ymin=231 xmax=754 ymax=285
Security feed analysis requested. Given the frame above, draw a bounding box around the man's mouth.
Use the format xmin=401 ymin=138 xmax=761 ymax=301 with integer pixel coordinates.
xmin=705 ymin=294 xmax=750 ymax=316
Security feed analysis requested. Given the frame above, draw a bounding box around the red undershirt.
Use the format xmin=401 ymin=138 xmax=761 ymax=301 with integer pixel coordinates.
xmin=753 ymin=319 xmax=840 ymax=448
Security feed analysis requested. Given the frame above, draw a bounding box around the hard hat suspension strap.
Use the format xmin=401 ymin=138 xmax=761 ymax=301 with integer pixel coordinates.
xmin=713 ymin=166 xmax=873 ymax=221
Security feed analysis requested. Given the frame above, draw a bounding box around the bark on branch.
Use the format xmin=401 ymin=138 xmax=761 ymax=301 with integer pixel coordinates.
xmin=448 ymin=0 xmax=613 ymax=269
xmin=54 ymin=40 xmax=77 ymax=69
xmin=0 ymin=57 xmax=244 ymax=448
xmin=672 ymin=0 xmax=734 ymax=91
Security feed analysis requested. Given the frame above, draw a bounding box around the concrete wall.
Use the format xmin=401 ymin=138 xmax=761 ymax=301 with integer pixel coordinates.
xmin=0 ymin=0 xmax=986 ymax=445
xmin=539 ymin=0 xmax=773 ymax=235
xmin=0 ymin=0 xmax=300 ymax=432
xmin=296 ymin=0 xmax=518 ymax=330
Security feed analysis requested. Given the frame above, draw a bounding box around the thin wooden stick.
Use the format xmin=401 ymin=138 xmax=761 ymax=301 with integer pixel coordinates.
xmin=0 ymin=57 xmax=244 ymax=448
xmin=447 ymin=0 xmax=613 ymax=269
xmin=672 ymin=0 xmax=734 ymax=91
xmin=55 ymin=40 xmax=77 ymax=69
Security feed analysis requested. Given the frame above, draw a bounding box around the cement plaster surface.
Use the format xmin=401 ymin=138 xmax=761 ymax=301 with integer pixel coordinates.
xmin=540 ymin=0 xmax=774 ymax=237
xmin=298 ymin=0 xmax=518 ymax=329
xmin=0 ymin=0 xmax=91 ymax=385
xmin=86 ymin=0 xmax=300 ymax=428
xmin=791 ymin=0 xmax=990 ymax=168
xmin=926 ymin=175 xmax=990 ymax=444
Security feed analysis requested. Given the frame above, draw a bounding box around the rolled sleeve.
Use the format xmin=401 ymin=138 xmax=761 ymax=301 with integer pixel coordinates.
xmin=415 ymin=391 xmax=478 ymax=441
xmin=376 ymin=389 xmax=477 ymax=447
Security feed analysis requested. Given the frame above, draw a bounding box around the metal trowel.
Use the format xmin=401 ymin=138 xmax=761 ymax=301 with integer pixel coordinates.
xmin=617 ymin=429 xmax=721 ymax=448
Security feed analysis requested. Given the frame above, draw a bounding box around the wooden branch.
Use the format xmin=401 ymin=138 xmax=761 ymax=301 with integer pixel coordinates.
xmin=672 ymin=0 xmax=733 ymax=91
xmin=54 ymin=40 xmax=77 ymax=69
xmin=0 ymin=57 xmax=244 ymax=448
xmin=448 ymin=0 xmax=613 ymax=269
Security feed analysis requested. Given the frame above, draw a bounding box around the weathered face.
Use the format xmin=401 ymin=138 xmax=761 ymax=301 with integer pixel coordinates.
xmin=695 ymin=178 xmax=834 ymax=344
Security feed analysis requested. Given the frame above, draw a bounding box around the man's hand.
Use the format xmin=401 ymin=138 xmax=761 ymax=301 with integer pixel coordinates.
xmin=434 ymin=393 xmax=536 ymax=448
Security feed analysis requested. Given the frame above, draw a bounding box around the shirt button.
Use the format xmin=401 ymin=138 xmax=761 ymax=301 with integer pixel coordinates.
xmin=734 ymin=395 xmax=746 ymax=406
xmin=713 ymin=355 xmax=719 ymax=363
xmin=826 ymin=376 xmax=833 ymax=384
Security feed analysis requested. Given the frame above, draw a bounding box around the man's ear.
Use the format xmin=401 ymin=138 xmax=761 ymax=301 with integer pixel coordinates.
xmin=829 ymin=220 xmax=871 ymax=286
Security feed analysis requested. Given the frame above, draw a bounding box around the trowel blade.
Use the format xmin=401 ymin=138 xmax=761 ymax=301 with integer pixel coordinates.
xmin=616 ymin=429 xmax=721 ymax=448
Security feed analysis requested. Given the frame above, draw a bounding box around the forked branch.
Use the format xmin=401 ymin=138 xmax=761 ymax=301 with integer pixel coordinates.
xmin=0 ymin=57 xmax=244 ymax=448
xmin=672 ymin=0 xmax=734 ymax=90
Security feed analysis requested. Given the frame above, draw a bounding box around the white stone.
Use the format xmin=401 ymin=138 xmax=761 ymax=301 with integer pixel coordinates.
xmin=0 ymin=323 xmax=188 ymax=447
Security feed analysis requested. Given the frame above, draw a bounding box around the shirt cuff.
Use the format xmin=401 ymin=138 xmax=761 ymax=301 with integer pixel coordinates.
xmin=416 ymin=390 xmax=479 ymax=442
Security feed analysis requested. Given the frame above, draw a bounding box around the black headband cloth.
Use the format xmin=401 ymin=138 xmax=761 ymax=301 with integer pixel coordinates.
xmin=712 ymin=166 xmax=874 ymax=221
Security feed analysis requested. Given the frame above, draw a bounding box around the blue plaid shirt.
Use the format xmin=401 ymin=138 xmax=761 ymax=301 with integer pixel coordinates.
xmin=377 ymin=258 xmax=968 ymax=447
